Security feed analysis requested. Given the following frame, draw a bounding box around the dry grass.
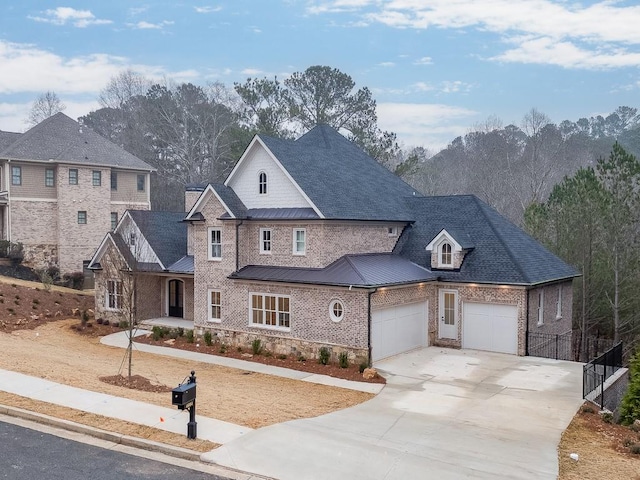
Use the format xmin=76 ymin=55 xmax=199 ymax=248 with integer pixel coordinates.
xmin=0 ymin=319 xmax=373 ymax=429
xmin=559 ymin=407 xmax=640 ymax=479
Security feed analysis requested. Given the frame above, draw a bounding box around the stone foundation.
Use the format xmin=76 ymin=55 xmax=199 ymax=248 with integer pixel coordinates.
xmin=197 ymin=325 xmax=369 ymax=365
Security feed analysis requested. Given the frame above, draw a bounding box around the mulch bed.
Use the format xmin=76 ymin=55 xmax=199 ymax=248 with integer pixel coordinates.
xmin=134 ymin=333 xmax=386 ymax=384
xmin=578 ymin=404 xmax=640 ymax=456
xmin=100 ymin=374 xmax=172 ymax=393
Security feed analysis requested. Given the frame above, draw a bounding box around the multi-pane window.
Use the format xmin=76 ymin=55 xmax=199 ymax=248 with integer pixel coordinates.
xmin=129 ymin=233 xmax=136 ymax=246
xmin=209 ymin=228 xmax=222 ymax=260
xmin=110 ymin=212 xmax=118 ymax=231
xmin=77 ymin=211 xmax=87 ymax=224
xmin=258 ymin=171 xmax=267 ymax=194
xmin=137 ymin=174 xmax=145 ymax=192
xmin=69 ymin=169 xmax=78 ymax=185
xmin=92 ymin=170 xmax=101 ymax=186
xmin=111 ymin=171 xmax=117 ymax=190
xmin=11 ymin=166 xmax=21 ymax=186
xmin=293 ymin=228 xmax=306 ymax=255
xmin=441 ymin=242 xmax=452 ymax=266
xmin=209 ymin=290 xmax=221 ymax=322
xmin=45 ymin=168 xmax=55 ymax=187
xmin=250 ymin=293 xmax=290 ymax=329
xmin=443 ymin=292 xmax=455 ymax=325
xmin=330 ymin=299 xmax=344 ymax=322
xmin=106 ymin=280 xmax=123 ymax=310
xmin=260 ymin=228 xmax=272 ymax=254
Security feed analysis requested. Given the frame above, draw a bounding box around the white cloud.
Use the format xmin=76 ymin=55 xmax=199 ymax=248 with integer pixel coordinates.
xmin=194 ymin=6 xmax=223 ymax=14
xmin=241 ymin=68 xmax=264 ymax=75
xmin=414 ymin=56 xmax=433 ymax=65
xmin=378 ymin=62 xmax=395 ymax=67
xmin=0 ymin=99 xmax=101 ymax=132
xmin=412 ymin=82 xmax=433 ymax=92
xmin=440 ymin=80 xmax=472 ymax=94
xmin=314 ymin=0 xmax=640 ymax=69
xmin=129 ymin=20 xmax=174 ymax=30
xmin=377 ymin=102 xmax=476 ymax=149
xmin=492 ymin=36 xmax=640 ymax=69
xmin=28 ymin=7 xmax=112 ymax=28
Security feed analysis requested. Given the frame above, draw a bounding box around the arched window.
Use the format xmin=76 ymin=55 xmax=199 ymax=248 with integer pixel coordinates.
xmin=259 ymin=171 xmax=267 ymax=194
xmin=441 ymin=242 xmax=452 ymax=266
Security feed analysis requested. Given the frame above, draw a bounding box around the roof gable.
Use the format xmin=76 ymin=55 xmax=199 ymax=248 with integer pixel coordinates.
xmin=185 ymin=183 xmax=248 ymax=220
xmin=0 ymin=113 xmax=154 ymax=171
xmin=126 ymin=210 xmax=188 ymax=268
xmin=224 ymin=137 xmax=322 ymax=216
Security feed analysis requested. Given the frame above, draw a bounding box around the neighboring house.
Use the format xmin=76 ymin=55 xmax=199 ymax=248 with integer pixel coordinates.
xmin=0 ymin=113 xmax=154 ymax=274
xmin=90 ymin=125 xmax=578 ymax=363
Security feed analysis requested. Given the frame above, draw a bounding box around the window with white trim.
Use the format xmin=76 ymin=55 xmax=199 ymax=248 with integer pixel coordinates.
xmin=293 ymin=228 xmax=306 ymax=255
xmin=537 ymin=290 xmax=544 ymax=326
xmin=329 ymin=299 xmax=344 ymax=323
xmin=69 ymin=169 xmax=78 ymax=185
xmin=208 ymin=228 xmax=222 ymax=260
xmin=92 ymin=170 xmax=101 ymax=186
xmin=110 ymin=212 xmax=118 ymax=231
xmin=260 ymin=228 xmax=272 ymax=254
xmin=77 ymin=211 xmax=87 ymax=224
xmin=106 ymin=280 xmax=123 ymax=310
xmin=250 ymin=293 xmax=290 ymax=329
xmin=11 ymin=166 xmax=21 ymax=186
xmin=556 ymin=285 xmax=562 ymax=319
xmin=258 ymin=171 xmax=267 ymax=194
xmin=208 ymin=290 xmax=221 ymax=322
xmin=440 ymin=242 xmax=452 ymax=266
xmin=387 ymin=226 xmax=398 ymax=236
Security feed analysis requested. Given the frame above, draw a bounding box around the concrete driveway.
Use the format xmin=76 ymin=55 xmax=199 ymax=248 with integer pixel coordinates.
xmin=202 ymin=347 xmax=584 ymax=480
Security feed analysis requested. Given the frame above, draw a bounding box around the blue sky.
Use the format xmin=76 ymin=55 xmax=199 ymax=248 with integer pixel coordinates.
xmin=1 ymin=1 xmax=639 ymax=150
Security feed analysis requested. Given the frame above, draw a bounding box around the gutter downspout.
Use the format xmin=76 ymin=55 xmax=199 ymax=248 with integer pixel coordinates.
xmin=235 ymin=220 xmax=244 ymax=271
xmin=367 ymin=287 xmax=378 ymax=367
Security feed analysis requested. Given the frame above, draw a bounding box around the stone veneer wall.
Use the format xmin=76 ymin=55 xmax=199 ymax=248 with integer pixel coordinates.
xmin=10 ymin=200 xmax=58 ymax=269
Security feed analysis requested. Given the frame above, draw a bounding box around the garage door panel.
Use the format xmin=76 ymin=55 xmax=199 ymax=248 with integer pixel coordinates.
xmin=463 ymin=303 xmax=518 ymax=355
xmin=372 ymin=301 xmax=427 ymax=362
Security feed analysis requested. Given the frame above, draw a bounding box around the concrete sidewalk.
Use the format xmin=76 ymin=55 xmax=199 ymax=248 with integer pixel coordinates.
xmin=0 ymin=369 xmax=251 ymax=444
xmin=102 ymin=330 xmax=384 ymax=394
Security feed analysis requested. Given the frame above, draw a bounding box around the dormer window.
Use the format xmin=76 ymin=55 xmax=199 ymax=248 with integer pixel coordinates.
xmin=259 ymin=171 xmax=267 ymax=195
xmin=440 ymin=242 xmax=452 ymax=266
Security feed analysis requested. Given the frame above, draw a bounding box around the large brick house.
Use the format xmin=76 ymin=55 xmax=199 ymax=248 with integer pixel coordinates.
xmin=89 ymin=125 xmax=577 ymax=363
xmin=0 ymin=113 xmax=154 ymax=274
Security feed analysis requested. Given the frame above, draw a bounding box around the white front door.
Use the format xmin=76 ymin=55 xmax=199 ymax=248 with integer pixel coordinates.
xmin=439 ymin=289 xmax=458 ymax=339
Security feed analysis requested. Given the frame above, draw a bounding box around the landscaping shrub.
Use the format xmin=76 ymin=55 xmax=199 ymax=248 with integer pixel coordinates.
xmin=168 ymin=329 xmax=179 ymax=340
xmin=81 ymin=310 xmax=89 ymax=327
xmin=219 ymin=344 xmax=228 ymax=354
xmin=177 ymin=327 xmax=184 ymax=337
xmin=36 ymin=269 xmax=54 ymax=291
xmin=631 ymin=444 xmax=640 ymax=455
xmin=96 ymin=318 xmax=103 ymax=325
xmin=0 ymin=240 xmax=10 ymax=257
xmin=338 ymin=352 xmax=349 ymax=368
xmin=620 ymin=351 xmax=640 ymax=425
xmin=152 ymin=325 xmax=163 ymax=341
xmin=359 ymin=361 xmax=369 ymax=373
xmin=103 ymin=319 xmax=110 ymax=326
xmin=204 ymin=331 xmax=213 ymax=346
xmin=119 ymin=320 xmax=129 ymax=329
xmin=7 ymin=242 xmax=23 ymax=265
xmin=185 ymin=329 xmax=194 ymax=343
xmin=62 ymin=272 xmax=84 ymax=290
xmin=318 ymin=347 xmax=330 ymax=365
xmin=251 ymin=338 xmax=263 ymax=355
xmin=277 ymin=354 xmax=287 ymax=360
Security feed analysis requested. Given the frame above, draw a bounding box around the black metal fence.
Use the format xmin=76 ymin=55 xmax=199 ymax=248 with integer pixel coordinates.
xmin=527 ymin=330 xmax=573 ymax=360
xmin=583 ymin=342 xmax=623 ymax=407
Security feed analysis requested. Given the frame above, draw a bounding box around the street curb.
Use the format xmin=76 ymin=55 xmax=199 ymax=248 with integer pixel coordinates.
xmin=0 ymin=404 xmax=200 ymax=461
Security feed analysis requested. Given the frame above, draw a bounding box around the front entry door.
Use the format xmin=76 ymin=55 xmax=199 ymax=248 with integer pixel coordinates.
xmin=168 ymin=279 xmax=184 ymax=318
xmin=439 ymin=289 xmax=458 ymax=339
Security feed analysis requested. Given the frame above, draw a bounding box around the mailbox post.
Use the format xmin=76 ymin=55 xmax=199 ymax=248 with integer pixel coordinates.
xmin=171 ymin=370 xmax=197 ymax=439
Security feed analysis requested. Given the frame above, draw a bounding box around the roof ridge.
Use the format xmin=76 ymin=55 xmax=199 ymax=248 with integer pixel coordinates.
xmin=472 ymin=196 xmax=530 ymax=283
xmin=343 ymin=255 xmax=368 ymax=284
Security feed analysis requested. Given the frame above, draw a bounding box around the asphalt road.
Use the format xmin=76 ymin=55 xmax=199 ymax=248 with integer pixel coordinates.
xmin=0 ymin=419 xmax=230 ymax=480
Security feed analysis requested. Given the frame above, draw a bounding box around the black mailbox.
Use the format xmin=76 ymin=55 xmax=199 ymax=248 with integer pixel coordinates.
xmin=172 ymin=382 xmax=196 ymax=409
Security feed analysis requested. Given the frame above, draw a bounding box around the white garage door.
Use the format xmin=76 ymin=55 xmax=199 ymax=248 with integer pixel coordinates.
xmin=371 ymin=301 xmax=428 ymax=362
xmin=463 ymin=303 xmax=518 ymax=354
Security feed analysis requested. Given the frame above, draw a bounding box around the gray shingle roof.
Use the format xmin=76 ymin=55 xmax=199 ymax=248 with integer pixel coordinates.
xmin=128 ymin=210 xmax=188 ymax=269
xmin=0 ymin=131 xmax=20 ymax=151
xmin=230 ymin=253 xmax=436 ymax=287
xmin=258 ymin=125 xmax=418 ymax=221
xmin=0 ymin=113 xmax=154 ymax=171
xmin=210 ymin=183 xmax=248 ymax=218
xmin=396 ymin=195 xmax=579 ymax=285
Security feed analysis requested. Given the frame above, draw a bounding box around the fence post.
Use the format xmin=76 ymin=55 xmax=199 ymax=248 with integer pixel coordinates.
xmin=555 ymin=334 xmax=559 ymax=360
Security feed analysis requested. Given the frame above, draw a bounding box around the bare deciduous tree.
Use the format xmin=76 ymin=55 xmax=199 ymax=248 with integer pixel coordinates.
xmin=27 ymin=91 xmax=66 ymax=126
